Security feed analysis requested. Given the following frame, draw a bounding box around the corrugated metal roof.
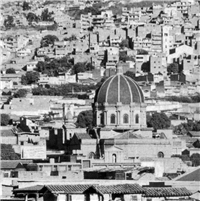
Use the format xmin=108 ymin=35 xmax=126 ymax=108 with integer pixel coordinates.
xmin=143 ymin=187 xmax=192 ymax=197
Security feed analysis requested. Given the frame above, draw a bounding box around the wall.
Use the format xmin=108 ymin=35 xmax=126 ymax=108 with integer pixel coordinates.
xmin=113 ymin=139 xmax=173 ymax=158
xmin=1 ymin=136 xmax=17 ymax=145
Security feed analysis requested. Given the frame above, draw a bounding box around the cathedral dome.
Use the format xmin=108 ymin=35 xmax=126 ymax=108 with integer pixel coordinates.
xmin=95 ymin=69 xmax=144 ymax=105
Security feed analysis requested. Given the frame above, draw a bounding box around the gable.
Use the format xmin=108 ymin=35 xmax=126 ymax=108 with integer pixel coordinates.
xmin=105 ymin=145 xmax=123 ymax=152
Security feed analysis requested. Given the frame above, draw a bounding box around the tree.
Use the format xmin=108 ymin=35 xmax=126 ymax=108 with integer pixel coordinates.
xmin=85 ymin=62 xmax=95 ymax=71
xmin=137 ymin=49 xmax=148 ymax=55
xmin=147 ymin=112 xmax=171 ymax=130
xmin=72 ymin=63 xmax=86 ymax=75
xmin=193 ymin=140 xmax=200 ymax=148
xmin=76 ymin=110 xmax=93 ymax=128
xmin=36 ymin=61 xmax=45 ymax=72
xmin=26 ymin=12 xmax=39 ymax=23
xmin=4 ymin=15 xmax=14 ymax=29
xmin=96 ymin=77 xmax=108 ymax=89
xmin=41 ymin=8 xmax=54 ymax=21
xmin=40 ymin=35 xmax=59 ymax=47
xmin=6 ymin=68 xmax=16 ymax=74
xmin=124 ymin=71 xmax=135 ymax=80
xmin=22 ymin=1 xmax=30 ymax=10
xmin=119 ymin=39 xmax=129 ymax=49
xmin=141 ymin=61 xmax=150 ymax=72
xmin=21 ymin=71 xmax=40 ymax=85
xmin=173 ymin=124 xmax=188 ymax=135
xmin=13 ymin=89 xmax=28 ymax=98
xmin=71 ymin=62 xmax=95 ymax=81
xmin=1 ymin=114 xmax=10 ymax=126
xmin=190 ymin=153 xmax=200 ymax=166
xmin=35 ymin=56 xmax=72 ymax=77
xmin=167 ymin=63 xmax=179 ymax=74
xmin=119 ymin=51 xmax=135 ymax=62
xmin=64 ymin=34 xmax=77 ymax=41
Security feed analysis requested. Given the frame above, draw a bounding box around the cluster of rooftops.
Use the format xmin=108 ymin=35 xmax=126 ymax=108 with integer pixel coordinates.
xmin=13 ymin=183 xmax=192 ymax=197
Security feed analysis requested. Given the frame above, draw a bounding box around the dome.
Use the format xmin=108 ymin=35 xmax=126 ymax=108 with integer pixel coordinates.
xmin=95 ymin=72 xmax=144 ymax=105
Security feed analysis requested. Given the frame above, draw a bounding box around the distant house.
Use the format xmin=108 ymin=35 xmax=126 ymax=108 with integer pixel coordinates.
xmin=1 ymin=160 xmax=31 ymax=178
xmin=13 ymin=184 xmax=145 ymax=201
xmin=69 ymin=133 xmax=96 ymax=158
xmin=26 ymin=61 xmax=38 ymax=71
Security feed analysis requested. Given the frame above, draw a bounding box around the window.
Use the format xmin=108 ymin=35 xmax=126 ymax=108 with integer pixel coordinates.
xmin=158 ymin=152 xmax=164 ymax=158
xmin=100 ymin=113 xmax=104 ymax=125
xmin=135 ymin=114 xmax=139 ymax=124
xmin=112 ymin=154 xmax=117 ymax=163
xmin=3 ymin=173 xmax=9 ymax=177
xmin=123 ymin=114 xmax=129 ymax=124
xmin=110 ymin=114 xmax=116 ymax=124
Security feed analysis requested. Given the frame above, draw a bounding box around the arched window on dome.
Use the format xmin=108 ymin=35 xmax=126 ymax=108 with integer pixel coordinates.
xmin=110 ymin=114 xmax=116 ymax=124
xmin=123 ymin=114 xmax=129 ymax=124
xmin=135 ymin=114 xmax=139 ymax=124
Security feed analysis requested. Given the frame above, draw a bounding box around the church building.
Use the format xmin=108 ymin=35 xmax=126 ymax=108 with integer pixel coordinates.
xmin=66 ymin=62 xmax=184 ymax=162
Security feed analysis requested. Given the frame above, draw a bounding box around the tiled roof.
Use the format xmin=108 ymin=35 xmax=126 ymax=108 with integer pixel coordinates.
xmin=75 ymin=133 xmax=92 ymax=140
xmin=176 ymin=167 xmax=200 ymax=182
xmin=0 ymin=129 xmax=15 ymax=137
xmin=143 ymin=187 xmax=192 ymax=197
xmin=45 ymin=184 xmax=91 ymax=194
xmin=45 ymin=184 xmax=144 ymax=194
xmin=1 ymin=160 xmax=32 ymax=169
xmin=115 ymin=131 xmax=143 ymax=139
xmin=84 ymin=184 xmax=144 ymax=195
xmin=13 ymin=185 xmax=44 ymax=192
xmin=189 ymin=131 xmax=200 ymax=137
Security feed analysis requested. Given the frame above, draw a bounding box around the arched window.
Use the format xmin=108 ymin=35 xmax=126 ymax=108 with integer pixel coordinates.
xmin=158 ymin=152 xmax=164 ymax=158
xmin=135 ymin=114 xmax=139 ymax=124
xmin=89 ymin=152 xmax=95 ymax=159
xmin=123 ymin=114 xmax=129 ymax=124
xmin=110 ymin=114 xmax=115 ymax=124
xmin=112 ymin=154 xmax=117 ymax=163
